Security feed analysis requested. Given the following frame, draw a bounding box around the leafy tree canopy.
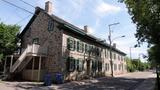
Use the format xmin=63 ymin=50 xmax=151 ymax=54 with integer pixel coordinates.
xmin=0 ymin=22 xmax=20 ymax=62
xmin=120 ymin=0 xmax=160 ymax=65
xmin=120 ymin=0 xmax=160 ymax=45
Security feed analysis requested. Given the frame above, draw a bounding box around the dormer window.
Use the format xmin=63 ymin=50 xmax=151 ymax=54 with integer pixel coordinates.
xmin=48 ymin=19 xmax=54 ymax=31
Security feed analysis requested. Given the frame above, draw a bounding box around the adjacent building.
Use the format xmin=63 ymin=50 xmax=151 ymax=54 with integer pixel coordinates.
xmin=4 ymin=1 xmax=127 ymax=81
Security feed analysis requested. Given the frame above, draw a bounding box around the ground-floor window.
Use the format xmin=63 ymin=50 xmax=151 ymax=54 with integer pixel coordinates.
xmin=98 ymin=61 xmax=102 ymax=71
xmin=105 ymin=63 xmax=110 ymax=71
xmin=114 ymin=64 xmax=117 ymax=71
xmin=66 ymin=57 xmax=75 ymax=72
xmin=92 ymin=60 xmax=98 ymax=71
xmin=76 ymin=59 xmax=84 ymax=72
xmin=66 ymin=57 xmax=84 ymax=72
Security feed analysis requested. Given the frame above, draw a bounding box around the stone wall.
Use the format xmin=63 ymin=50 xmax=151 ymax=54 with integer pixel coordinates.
xmin=21 ymin=12 xmax=63 ymax=76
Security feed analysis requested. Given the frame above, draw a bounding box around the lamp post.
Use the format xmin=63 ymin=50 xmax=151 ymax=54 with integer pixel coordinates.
xmin=108 ymin=22 xmax=125 ymax=77
xmin=129 ymin=47 xmax=134 ymax=60
xmin=138 ymin=53 xmax=145 ymax=70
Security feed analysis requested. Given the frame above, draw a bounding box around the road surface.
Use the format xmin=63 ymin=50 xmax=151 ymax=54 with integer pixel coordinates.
xmin=0 ymin=71 xmax=156 ymax=90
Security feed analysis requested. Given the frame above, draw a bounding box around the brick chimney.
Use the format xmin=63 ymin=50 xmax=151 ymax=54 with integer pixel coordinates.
xmin=113 ymin=43 xmax=116 ymax=48
xmin=84 ymin=25 xmax=88 ymax=33
xmin=45 ymin=1 xmax=53 ymax=15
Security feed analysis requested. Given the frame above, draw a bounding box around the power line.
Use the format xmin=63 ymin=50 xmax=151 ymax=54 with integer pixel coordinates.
xmin=1 ymin=0 xmax=34 ymax=14
xmin=15 ymin=15 xmax=31 ymax=25
xmin=18 ymin=0 xmax=35 ymax=8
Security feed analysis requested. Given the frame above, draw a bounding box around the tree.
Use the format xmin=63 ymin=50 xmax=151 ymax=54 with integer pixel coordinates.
xmin=120 ymin=0 xmax=160 ymax=45
xmin=120 ymin=0 xmax=160 ymax=65
xmin=0 ymin=22 xmax=20 ymax=63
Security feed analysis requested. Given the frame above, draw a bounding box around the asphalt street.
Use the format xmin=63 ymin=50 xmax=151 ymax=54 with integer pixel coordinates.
xmin=0 ymin=71 xmax=156 ymax=90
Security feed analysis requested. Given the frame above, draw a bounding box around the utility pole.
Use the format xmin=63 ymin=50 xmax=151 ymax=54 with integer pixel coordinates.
xmin=108 ymin=22 xmax=119 ymax=77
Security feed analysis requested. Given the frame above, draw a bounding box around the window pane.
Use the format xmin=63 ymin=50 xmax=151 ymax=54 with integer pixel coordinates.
xmin=33 ymin=38 xmax=39 ymax=44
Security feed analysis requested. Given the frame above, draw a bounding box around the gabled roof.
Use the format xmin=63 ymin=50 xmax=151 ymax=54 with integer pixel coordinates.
xmin=19 ymin=7 xmax=126 ymax=56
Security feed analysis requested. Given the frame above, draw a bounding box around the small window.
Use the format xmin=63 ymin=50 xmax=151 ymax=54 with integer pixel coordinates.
xmin=66 ymin=57 xmax=75 ymax=72
xmin=98 ymin=61 xmax=102 ymax=71
xmin=48 ymin=20 xmax=54 ymax=31
xmin=119 ymin=64 xmax=121 ymax=70
xmin=67 ymin=37 xmax=75 ymax=51
xmin=77 ymin=41 xmax=84 ymax=53
xmin=33 ymin=38 xmax=39 ymax=44
xmin=105 ymin=63 xmax=110 ymax=71
xmin=77 ymin=59 xmax=84 ymax=72
xmin=114 ymin=64 xmax=117 ymax=71
xmin=92 ymin=60 xmax=98 ymax=71
xmin=85 ymin=44 xmax=88 ymax=53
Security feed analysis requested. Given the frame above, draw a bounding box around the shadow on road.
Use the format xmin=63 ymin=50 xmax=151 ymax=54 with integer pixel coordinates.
xmin=0 ymin=77 xmax=155 ymax=90
xmin=56 ymin=77 xmax=153 ymax=90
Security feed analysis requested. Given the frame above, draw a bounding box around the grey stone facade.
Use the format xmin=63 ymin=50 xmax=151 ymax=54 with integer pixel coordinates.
xmin=5 ymin=6 xmax=126 ymax=82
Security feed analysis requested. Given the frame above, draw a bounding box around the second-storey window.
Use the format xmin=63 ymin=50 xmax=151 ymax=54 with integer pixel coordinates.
xmin=67 ymin=37 xmax=76 ymax=51
xmin=85 ymin=44 xmax=89 ymax=53
xmin=48 ymin=20 xmax=54 ymax=31
xmin=32 ymin=38 xmax=39 ymax=44
xmin=77 ymin=41 xmax=84 ymax=53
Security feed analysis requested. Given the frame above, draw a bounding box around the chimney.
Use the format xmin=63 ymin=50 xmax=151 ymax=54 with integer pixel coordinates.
xmin=45 ymin=1 xmax=53 ymax=15
xmin=113 ymin=43 xmax=116 ymax=48
xmin=84 ymin=25 xmax=88 ymax=33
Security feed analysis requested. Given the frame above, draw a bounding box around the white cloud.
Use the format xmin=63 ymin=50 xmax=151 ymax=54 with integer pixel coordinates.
xmin=88 ymin=27 xmax=95 ymax=34
xmin=95 ymin=1 xmax=121 ymax=16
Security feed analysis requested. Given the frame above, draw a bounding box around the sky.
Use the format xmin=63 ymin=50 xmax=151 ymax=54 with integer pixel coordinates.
xmin=0 ymin=0 xmax=149 ymax=61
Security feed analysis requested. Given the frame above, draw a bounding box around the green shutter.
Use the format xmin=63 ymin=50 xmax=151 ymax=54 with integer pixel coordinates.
xmin=77 ymin=41 xmax=79 ymax=52
xmin=82 ymin=43 xmax=84 ymax=53
xmin=74 ymin=40 xmax=76 ymax=50
xmin=67 ymin=38 xmax=70 ymax=50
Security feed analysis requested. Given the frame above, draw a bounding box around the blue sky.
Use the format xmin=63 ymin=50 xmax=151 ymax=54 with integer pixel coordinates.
xmin=0 ymin=0 xmax=148 ymax=61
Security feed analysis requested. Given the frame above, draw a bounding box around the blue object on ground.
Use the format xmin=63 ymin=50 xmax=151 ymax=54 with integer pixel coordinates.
xmin=44 ymin=73 xmax=52 ymax=86
xmin=55 ymin=73 xmax=64 ymax=84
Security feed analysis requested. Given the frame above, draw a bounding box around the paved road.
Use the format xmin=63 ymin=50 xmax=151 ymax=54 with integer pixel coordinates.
xmin=0 ymin=71 xmax=156 ymax=90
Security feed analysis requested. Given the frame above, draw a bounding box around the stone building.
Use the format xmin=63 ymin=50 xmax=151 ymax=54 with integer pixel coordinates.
xmin=4 ymin=1 xmax=127 ymax=81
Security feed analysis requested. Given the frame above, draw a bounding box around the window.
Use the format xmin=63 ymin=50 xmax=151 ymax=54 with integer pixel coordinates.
xmin=48 ymin=20 xmax=54 ymax=31
xmin=118 ymin=55 xmax=120 ymax=60
xmin=114 ymin=64 xmax=117 ymax=71
xmin=96 ymin=48 xmax=100 ymax=56
xmin=67 ymin=37 xmax=76 ymax=51
xmin=85 ymin=44 xmax=88 ymax=53
xmin=77 ymin=59 xmax=84 ymax=72
xmin=105 ymin=49 xmax=107 ymax=58
xmin=119 ymin=64 xmax=121 ymax=70
xmin=77 ymin=41 xmax=84 ymax=53
xmin=105 ymin=63 xmax=110 ymax=71
xmin=66 ymin=57 xmax=75 ymax=72
xmin=121 ymin=56 xmax=123 ymax=61
xmin=33 ymin=38 xmax=39 ymax=44
xmin=92 ymin=60 xmax=98 ymax=71
xmin=98 ymin=61 xmax=102 ymax=71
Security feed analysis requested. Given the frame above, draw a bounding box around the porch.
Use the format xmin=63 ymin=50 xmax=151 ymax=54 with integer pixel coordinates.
xmin=3 ymin=44 xmax=48 ymax=81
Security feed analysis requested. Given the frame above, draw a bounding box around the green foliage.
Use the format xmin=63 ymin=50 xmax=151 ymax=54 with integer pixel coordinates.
xmin=120 ymin=0 xmax=160 ymax=65
xmin=0 ymin=22 xmax=20 ymax=61
xmin=126 ymin=57 xmax=150 ymax=72
xmin=148 ymin=45 xmax=160 ymax=65
xmin=120 ymin=0 xmax=160 ymax=45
